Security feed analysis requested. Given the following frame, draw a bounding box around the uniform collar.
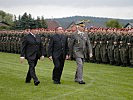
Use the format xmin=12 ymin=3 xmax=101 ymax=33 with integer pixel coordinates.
xmin=77 ymin=30 xmax=84 ymax=35
xmin=29 ymin=32 xmax=36 ymax=37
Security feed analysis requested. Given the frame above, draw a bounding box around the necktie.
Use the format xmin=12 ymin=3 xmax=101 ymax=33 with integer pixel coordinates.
xmin=34 ymin=34 xmax=36 ymax=38
xmin=59 ymin=34 xmax=62 ymax=40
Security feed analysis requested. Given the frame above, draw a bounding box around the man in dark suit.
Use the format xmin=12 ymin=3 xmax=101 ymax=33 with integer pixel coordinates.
xmin=20 ymin=29 xmax=44 ymax=86
xmin=48 ymin=27 xmax=69 ymax=84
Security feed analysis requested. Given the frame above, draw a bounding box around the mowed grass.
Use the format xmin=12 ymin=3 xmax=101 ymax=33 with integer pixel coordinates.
xmin=0 ymin=52 xmax=133 ymax=100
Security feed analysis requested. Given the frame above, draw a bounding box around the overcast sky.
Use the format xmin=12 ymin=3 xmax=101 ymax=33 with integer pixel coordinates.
xmin=0 ymin=0 xmax=133 ymax=19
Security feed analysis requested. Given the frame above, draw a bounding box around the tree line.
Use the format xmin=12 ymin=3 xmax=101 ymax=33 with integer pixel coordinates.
xmin=0 ymin=10 xmax=48 ymax=30
xmin=0 ymin=10 xmax=123 ymax=30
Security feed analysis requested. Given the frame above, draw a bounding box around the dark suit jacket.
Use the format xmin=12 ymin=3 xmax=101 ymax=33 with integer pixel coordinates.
xmin=20 ymin=33 xmax=44 ymax=60
xmin=48 ymin=33 xmax=69 ymax=58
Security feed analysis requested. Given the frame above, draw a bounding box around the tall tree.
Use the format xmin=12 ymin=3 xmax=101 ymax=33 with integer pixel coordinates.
xmin=36 ymin=16 xmax=42 ymax=28
xmin=0 ymin=10 xmax=13 ymax=24
xmin=21 ymin=12 xmax=29 ymax=29
xmin=41 ymin=16 xmax=48 ymax=29
xmin=0 ymin=10 xmax=13 ymax=30
xmin=12 ymin=12 xmax=48 ymax=30
xmin=106 ymin=19 xmax=122 ymax=28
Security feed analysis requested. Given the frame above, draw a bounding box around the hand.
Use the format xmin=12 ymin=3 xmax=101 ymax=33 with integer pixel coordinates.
xmin=40 ymin=56 xmax=44 ymax=61
xmin=66 ymin=55 xmax=70 ymax=60
xmin=127 ymin=43 xmax=131 ymax=45
xmin=89 ymin=53 xmax=93 ymax=58
xmin=20 ymin=57 xmax=25 ymax=64
xmin=49 ymin=56 xmax=53 ymax=61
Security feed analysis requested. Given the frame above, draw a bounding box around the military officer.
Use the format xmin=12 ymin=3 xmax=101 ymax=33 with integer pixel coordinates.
xmin=69 ymin=21 xmax=92 ymax=84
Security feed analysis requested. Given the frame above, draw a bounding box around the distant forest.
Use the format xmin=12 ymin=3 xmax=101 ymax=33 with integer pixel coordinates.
xmin=51 ymin=16 xmax=133 ymax=29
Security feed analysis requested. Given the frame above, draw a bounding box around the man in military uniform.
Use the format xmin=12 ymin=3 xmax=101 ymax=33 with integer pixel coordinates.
xmin=69 ymin=21 xmax=92 ymax=84
xmin=0 ymin=33 xmax=2 ymax=52
xmin=100 ymin=30 xmax=108 ymax=64
xmin=119 ymin=33 xmax=128 ymax=67
xmin=113 ymin=32 xmax=121 ymax=66
xmin=88 ymin=31 xmax=96 ymax=63
xmin=6 ymin=33 xmax=11 ymax=53
xmin=128 ymin=30 xmax=133 ymax=67
xmin=94 ymin=32 xmax=101 ymax=64
xmin=107 ymin=31 xmax=115 ymax=65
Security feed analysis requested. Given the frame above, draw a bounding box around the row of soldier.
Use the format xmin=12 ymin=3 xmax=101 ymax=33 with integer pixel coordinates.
xmin=0 ymin=30 xmax=52 ymax=54
xmin=87 ymin=28 xmax=133 ymax=67
xmin=0 ymin=28 xmax=133 ymax=67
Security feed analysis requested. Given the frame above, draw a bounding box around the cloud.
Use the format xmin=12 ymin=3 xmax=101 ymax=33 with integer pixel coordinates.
xmin=0 ymin=0 xmax=133 ymax=8
xmin=0 ymin=0 xmax=133 ymax=19
xmin=1 ymin=5 xmax=133 ymax=19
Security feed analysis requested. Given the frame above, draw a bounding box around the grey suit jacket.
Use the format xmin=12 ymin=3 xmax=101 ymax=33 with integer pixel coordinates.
xmin=69 ymin=31 xmax=92 ymax=58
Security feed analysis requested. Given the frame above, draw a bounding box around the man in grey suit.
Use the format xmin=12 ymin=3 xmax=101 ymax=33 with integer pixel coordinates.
xmin=69 ymin=21 xmax=93 ymax=84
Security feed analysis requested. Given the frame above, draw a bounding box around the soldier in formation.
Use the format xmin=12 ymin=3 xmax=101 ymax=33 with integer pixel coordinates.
xmin=0 ymin=27 xmax=133 ymax=68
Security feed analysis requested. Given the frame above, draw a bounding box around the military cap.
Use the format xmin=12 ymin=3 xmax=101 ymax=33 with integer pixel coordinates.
xmin=75 ymin=19 xmax=90 ymax=27
xmin=75 ymin=20 xmax=85 ymax=27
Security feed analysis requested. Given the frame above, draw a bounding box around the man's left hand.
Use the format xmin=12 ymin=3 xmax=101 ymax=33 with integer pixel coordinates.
xmin=40 ymin=56 xmax=44 ymax=61
xmin=66 ymin=55 xmax=70 ymax=60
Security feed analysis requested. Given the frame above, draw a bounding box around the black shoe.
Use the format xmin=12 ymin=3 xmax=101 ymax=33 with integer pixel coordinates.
xmin=53 ymin=81 xmax=61 ymax=84
xmin=79 ymin=81 xmax=85 ymax=84
xmin=34 ymin=81 xmax=40 ymax=86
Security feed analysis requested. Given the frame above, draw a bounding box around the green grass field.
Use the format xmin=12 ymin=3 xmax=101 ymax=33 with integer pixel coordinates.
xmin=0 ymin=52 xmax=133 ymax=100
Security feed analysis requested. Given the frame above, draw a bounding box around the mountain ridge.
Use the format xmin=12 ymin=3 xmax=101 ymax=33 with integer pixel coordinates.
xmin=47 ymin=16 xmax=133 ymax=29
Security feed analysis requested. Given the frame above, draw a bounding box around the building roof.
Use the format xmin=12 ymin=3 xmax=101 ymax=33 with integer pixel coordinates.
xmin=46 ymin=20 xmax=60 ymax=30
xmin=66 ymin=21 xmax=106 ymax=30
xmin=66 ymin=21 xmax=75 ymax=29
xmin=124 ymin=23 xmax=133 ymax=28
xmin=0 ymin=21 xmax=10 ymax=27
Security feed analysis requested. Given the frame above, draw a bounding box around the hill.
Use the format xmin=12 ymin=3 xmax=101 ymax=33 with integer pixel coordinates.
xmin=48 ymin=16 xmax=133 ymax=29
